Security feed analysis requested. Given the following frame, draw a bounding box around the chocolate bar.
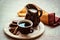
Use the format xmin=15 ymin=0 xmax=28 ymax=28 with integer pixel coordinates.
xmin=48 ymin=13 xmax=55 ymax=25
xmin=48 ymin=13 xmax=60 ymax=27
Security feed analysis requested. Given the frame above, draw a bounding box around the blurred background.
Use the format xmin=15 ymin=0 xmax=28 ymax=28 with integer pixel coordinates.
xmin=0 ymin=0 xmax=60 ymax=40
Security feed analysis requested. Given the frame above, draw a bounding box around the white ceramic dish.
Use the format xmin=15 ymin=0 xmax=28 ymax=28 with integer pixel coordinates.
xmin=4 ymin=21 xmax=44 ymax=39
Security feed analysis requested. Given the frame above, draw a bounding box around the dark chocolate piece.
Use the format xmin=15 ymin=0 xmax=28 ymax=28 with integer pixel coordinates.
xmin=51 ymin=17 xmax=60 ymax=27
xmin=58 ymin=18 xmax=60 ymax=24
xmin=12 ymin=20 xmax=18 ymax=24
xmin=55 ymin=17 xmax=59 ymax=23
xmin=52 ymin=22 xmax=59 ymax=27
xmin=48 ymin=13 xmax=55 ymax=25
xmin=9 ymin=28 xmax=15 ymax=33
xmin=56 ymin=18 xmax=60 ymax=25
xmin=9 ymin=23 xmax=18 ymax=27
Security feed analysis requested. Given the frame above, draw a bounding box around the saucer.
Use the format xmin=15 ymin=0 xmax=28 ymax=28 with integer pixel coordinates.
xmin=4 ymin=22 xmax=45 ymax=39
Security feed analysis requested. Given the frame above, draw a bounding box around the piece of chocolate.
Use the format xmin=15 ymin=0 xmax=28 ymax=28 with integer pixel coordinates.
xmin=51 ymin=22 xmax=59 ymax=27
xmin=51 ymin=17 xmax=60 ymax=27
xmin=13 ymin=26 xmax=18 ymax=35
xmin=12 ymin=20 xmax=18 ymax=24
xmin=9 ymin=28 xmax=15 ymax=33
xmin=55 ymin=17 xmax=59 ymax=23
xmin=56 ymin=18 xmax=60 ymax=25
xmin=48 ymin=13 xmax=55 ymax=25
xmin=58 ymin=18 xmax=60 ymax=24
xmin=9 ymin=23 xmax=18 ymax=27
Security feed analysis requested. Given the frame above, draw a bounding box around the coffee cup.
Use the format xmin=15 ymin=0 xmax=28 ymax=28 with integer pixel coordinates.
xmin=17 ymin=19 xmax=33 ymax=34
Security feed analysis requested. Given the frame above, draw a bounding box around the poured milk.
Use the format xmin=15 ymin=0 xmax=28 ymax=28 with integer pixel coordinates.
xmin=29 ymin=9 xmax=37 ymax=13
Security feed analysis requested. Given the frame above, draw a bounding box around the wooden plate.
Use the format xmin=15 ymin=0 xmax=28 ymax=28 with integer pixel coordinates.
xmin=3 ymin=19 xmax=45 ymax=39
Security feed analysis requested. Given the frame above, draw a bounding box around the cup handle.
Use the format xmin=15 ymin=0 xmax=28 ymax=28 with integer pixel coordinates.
xmin=38 ymin=9 xmax=42 ymax=17
xmin=30 ymin=28 xmax=34 ymax=33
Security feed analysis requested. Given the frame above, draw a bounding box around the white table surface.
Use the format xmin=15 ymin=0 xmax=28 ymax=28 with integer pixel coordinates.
xmin=0 ymin=0 xmax=60 ymax=40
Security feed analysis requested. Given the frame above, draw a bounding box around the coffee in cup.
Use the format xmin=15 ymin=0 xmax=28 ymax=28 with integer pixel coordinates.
xmin=17 ymin=19 xmax=33 ymax=34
